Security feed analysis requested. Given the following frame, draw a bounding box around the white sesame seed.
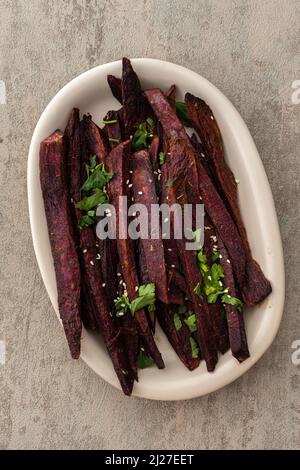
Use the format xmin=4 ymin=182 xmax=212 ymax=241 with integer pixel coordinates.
xmin=102 ymin=283 xmax=106 ymax=287
xmin=129 ymin=170 xmax=133 ymax=174
xmin=83 ymin=248 xmax=87 ymax=254
xmin=227 ymin=294 xmax=231 ymax=298
xmin=219 ymin=281 xmax=223 ymax=287
xmin=126 ymin=179 xmax=130 ymax=184
xmin=119 ymin=279 xmax=123 ymax=285
xmin=167 ymin=152 xmax=171 ymax=156
xmin=132 ymin=212 xmax=136 ymax=216
xmin=167 ymin=248 xmax=172 ymax=252
xmin=157 ymin=169 xmax=161 ymax=174
xmin=200 ymin=153 xmax=205 ymax=158
xmin=219 ymin=254 xmax=223 ymax=259
xmin=208 ymin=275 xmax=212 ymax=280
xmin=204 ymin=226 xmax=211 ymax=230
xmin=164 ymin=217 xmax=169 ymax=223
xmin=210 ymin=115 xmax=214 ymax=120
xmin=135 ymin=286 xmax=139 ymax=292
xmin=235 ymin=179 xmax=240 ymax=184
xmin=171 ymin=264 xmax=176 ymax=268
xmin=149 ymin=179 xmax=153 ymax=183
xmin=117 ymin=272 xmax=121 ymax=277
xmin=90 ymin=260 xmax=94 ymax=266
xmin=226 ymin=259 xmax=231 ymax=264
xmin=128 ymin=183 xmax=133 ymax=188
xmin=138 ymin=191 xmax=143 ymax=195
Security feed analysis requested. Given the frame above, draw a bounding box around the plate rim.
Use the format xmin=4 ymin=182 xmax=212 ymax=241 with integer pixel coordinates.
xmin=27 ymin=58 xmax=285 ymax=400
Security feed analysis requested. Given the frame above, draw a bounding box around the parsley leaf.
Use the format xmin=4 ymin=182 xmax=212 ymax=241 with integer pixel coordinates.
xmin=174 ymin=313 xmax=182 ymax=331
xmin=166 ymin=177 xmax=174 ymax=193
xmin=130 ymin=283 xmax=156 ymax=315
xmin=212 ymin=251 xmax=220 ymax=262
xmin=78 ymin=214 xmax=95 ymax=229
xmin=221 ymin=294 xmax=243 ymax=312
xmin=175 ymin=101 xmax=192 ymax=127
xmin=113 ymin=284 xmax=156 ymax=318
xmin=159 ymin=151 xmax=165 ymax=165
xmin=184 ymin=314 xmax=197 ymax=333
xmin=75 ymin=188 xmax=108 ymax=212
xmin=189 ymin=337 xmax=200 ymax=358
xmin=131 ymin=119 xmax=154 ymax=151
xmin=137 ymin=350 xmax=155 ymax=369
xmin=193 ymin=282 xmax=202 ymax=297
xmin=101 ymin=119 xmax=118 ymax=124
xmin=109 ymin=137 xmax=120 ymax=143
xmin=81 ymin=162 xmax=112 ymax=193
xmin=177 ymin=304 xmax=188 ymax=314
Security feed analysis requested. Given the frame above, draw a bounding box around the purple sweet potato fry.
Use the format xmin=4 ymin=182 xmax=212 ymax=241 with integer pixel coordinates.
xmin=40 ymin=130 xmax=82 ymax=359
xmin=107 ymin=74 xmax=122 ymax=103
xmin=131 ymin=149 xmax=169 ymax=304
xmin=185 ymin=93 xmax=271 ymax=305
xmin=122 ymin=57 xmax=153 ymax=138
xmin=107 ymin=141 xmax=164 ymax=369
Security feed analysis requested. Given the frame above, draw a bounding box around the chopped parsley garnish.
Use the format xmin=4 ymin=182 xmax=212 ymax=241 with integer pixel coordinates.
xmin=159 ymin=151 xmax=165 ymax=165
xmin=109 ymin=137 xmax=120 ymax=143
xmin=174 ymin=313 xmax=182 ymax=331
xmin=193 ymin=282 xmax=202 ymax=298
xmin=194 ymin=246 xmax=243 ymax=313
xmin=131 ymin=118 xmax=155 ymax=151
xmin=113 ymin=283 xmax=156 ymax=317
xmin=175 ymin=101 xmax=192 ymax=127
xmin=221 ymin=294 xmax=243 ymax=312
xmin=184 ymin=314 xmax=197 ymax=333
xmin=101 ymin=119 xmax=118 ymax=124
xmin=177 ymin=304 xmax=188 ymax=314
xmin=212 ymin=250 xmax=220 ymax=262
xmin=166 ymin=177 xmax=174 ymax=193
xmin=137 ymin=350 xmax=154 ymax=369
xmin=76 ymin=155 xmax=112 ymax=229
xmin=189 ymin=337 xmax=199 ymax=358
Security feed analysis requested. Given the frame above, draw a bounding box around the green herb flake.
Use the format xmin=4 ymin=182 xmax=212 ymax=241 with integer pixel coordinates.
xmin=109 ymin=137 xmax=120 ymax=144
xmin=221 ymin=294 xmax=243 ymax=312
xmin=184 ymin=314 xmax=197 ymax=333
xmin=78 ymin=214 xmax=95 ymax=229
xmin=212 ymin=251 xmax=220 ymax=262
xmin=177 ymin=304 xmax=188 ymax=314
xmin=193 ymin=282 xmax=202 ymax=298
xmin=189 ymin=336 xmax=200 ymax=358
xmin=131 ymin=119 xmax=154 ymax=151
xmin=159 ymin=151 xmax=165 ymax=165
xmin=166 ymin=177 xmax=174 ymax=193
xmin=75 ymin=188 xmax=108 ymax=212
xmin=101 ymin=119 xmax=118 ymax=124
xmin=174 ymin=313 xmax=182 ymax=331
xmin=175 ymin=101 xmax=192 ymax=127
xmin=137 ymin=350 xmax=155 ymax=369
xmin=129 ymin=283 xmax=156 ymax=316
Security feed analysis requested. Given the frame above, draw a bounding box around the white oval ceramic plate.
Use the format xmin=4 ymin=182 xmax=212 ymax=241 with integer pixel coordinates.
xmin=28 ymin=59 xmax=285 ymax=400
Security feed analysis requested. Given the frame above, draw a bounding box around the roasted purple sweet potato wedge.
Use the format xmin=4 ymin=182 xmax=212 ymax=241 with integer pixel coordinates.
xmin=131 ymin=149 xmax=169 ymax=304
xmin=107 ymin=74 xmax=122 ymax=104
xmin=107 ymin=141 xmax=164 ymax=369
xmin=122 ymin=57 xmax=153 ymax=138
xmin=185 ymin=93 xmax=272 ymax=305
xmin=40 ymin=130 xmax=82 ymax=359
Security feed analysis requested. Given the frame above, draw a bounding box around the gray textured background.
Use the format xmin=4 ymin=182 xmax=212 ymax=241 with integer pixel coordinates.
xmin=0 ymin=0 xmax=299 ymax=450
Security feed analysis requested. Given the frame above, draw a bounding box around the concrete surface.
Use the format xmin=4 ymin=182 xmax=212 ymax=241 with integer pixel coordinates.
xmin=0 ymin=0 xmax=299 ymax=450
